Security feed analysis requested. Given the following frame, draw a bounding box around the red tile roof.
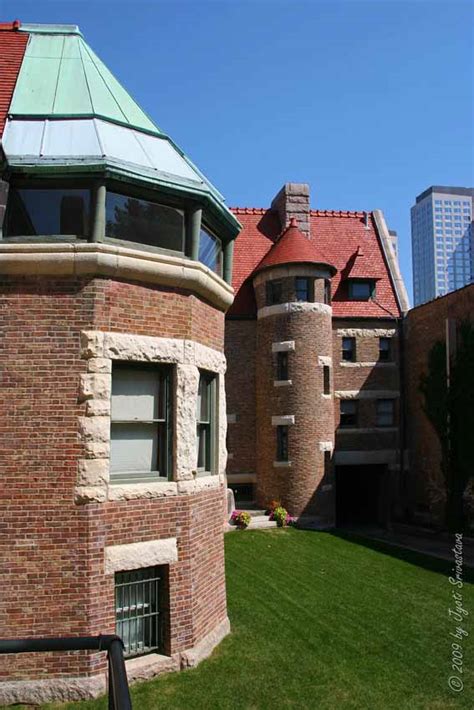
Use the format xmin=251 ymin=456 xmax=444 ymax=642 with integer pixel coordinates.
xmin=0 ymin=23 xmax=28 ymax=137
xmin=228 ymin=207 xmax=401 ymax=319
xmin=253 ymin=218 xmax=336 ymax=276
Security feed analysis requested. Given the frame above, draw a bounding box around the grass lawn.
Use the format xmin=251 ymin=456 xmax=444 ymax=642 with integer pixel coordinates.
xmin=19 ymin=529 xmax=474 ymax=710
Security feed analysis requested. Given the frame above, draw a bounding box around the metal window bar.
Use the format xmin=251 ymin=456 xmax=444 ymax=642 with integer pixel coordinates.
xmin=0 ymin=635 xmax=132 ymax=710
xmin=115 ymin=568 xmax=161 ymax=658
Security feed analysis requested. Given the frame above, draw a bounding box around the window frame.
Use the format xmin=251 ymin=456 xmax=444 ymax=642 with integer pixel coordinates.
xmin=199 ymin=224 xmax=223 ymax=276
xmin=379 ymin=337 xmax=392 ymax=362
xmin=376 ymin=399 xmax=395 ymax=427
xmin=323 ymin=365 xmax=331 ymax=395
xmin=276 ymin=425 xmax=289 ymax=462
xmin=110 ymin=363 xmax=173 ymax=484
xmin=342 ymin=337 xmax=356 ymax=362
xmin=339 ymin=399 xmax=358 ymax=428
xmin=196 ymin=370 xmax=217 ymax=475
xmin=324 ymin=279 xmax=331 ymax=305
xmin=266 ymin=279 xmax=284 ymax=306
xmin=115 ymin=566 xmax=165 ymax=658
xmin=295 ymin=277 xmax=314 ymax=302
xmin=276 ymin=351 xmax=289 ymax=381
xmin=348 ymin=280 xmax=376 ymax=301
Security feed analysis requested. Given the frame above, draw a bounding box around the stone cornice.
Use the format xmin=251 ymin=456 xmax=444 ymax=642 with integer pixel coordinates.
xmin=0 ymin=242 xmax=234 ymax=312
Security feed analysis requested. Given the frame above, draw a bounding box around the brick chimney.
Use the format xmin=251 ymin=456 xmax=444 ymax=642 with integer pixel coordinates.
xmin=271 ymin=183 xmax=310 ymax=238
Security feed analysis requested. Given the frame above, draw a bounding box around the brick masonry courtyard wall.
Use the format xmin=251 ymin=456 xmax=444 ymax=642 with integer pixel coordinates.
xmin=404 ymin=284 xmax=474 ymax=527
xmin=0 ymin=274 xmax=230 ymax=704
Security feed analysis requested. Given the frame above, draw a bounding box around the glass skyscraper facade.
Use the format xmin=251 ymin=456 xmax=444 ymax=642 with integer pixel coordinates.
xmin=411 ymin=186 xmax=474 ymax=306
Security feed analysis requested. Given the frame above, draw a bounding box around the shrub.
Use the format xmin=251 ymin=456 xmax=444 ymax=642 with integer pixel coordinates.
xmin=230 ymin=510 xmax=251 ymax=529
xmin=273 ymin=506 xmax=289 ymax=527
xmin=265 ymin=499 xmax=282 ymax=515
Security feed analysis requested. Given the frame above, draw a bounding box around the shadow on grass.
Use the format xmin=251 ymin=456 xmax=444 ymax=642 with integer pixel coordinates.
xmin=326 ymin=528 xmax=474 ymax=582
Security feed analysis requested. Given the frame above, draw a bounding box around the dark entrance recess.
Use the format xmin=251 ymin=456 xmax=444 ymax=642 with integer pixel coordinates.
xmin=335 ymin=464 xmax=387 ymax=526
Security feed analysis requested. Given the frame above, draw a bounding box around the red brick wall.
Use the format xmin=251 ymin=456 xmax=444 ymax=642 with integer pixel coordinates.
xmin=405 ymin=284 xmax=474 ymax=525
xmin=0 ymin=275 xmax=227 ymax=682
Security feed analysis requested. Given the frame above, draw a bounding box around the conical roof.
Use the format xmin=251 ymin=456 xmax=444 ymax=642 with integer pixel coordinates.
xmin=1 ymin=23 xmax=240 ymax=239
xmin=253 ymin=218 xmax=336 ymax=275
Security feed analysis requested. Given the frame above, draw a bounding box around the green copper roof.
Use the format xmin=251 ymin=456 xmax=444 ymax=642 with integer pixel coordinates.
xmin=10 ymin=32 xmax=160 ymax=134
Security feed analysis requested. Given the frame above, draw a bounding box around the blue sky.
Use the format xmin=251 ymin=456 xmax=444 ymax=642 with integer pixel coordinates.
xmin=4 ymin=0 xmax=474 ymax=300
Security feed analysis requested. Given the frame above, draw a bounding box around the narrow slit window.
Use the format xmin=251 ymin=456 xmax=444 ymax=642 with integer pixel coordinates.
xmin=379 ymin=337 xmax=392 ymax=361
xmin=276 ymin=352 xmax=289 ymax=381
xmin=376 ymin=399 xmax=395 ymax=427
xmin=323 ymin=365 xmax=330 ymax=395
xmin=276 ymin=426 xmax=289 ymax=462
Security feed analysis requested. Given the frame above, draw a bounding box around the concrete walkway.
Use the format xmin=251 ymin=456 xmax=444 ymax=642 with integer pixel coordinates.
xmin=341 ymin=524 xmax=474 ymax=568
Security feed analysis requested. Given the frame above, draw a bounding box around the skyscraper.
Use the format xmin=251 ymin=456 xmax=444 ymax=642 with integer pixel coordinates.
xmin=411 ymin=186 xmax=473 ymax=306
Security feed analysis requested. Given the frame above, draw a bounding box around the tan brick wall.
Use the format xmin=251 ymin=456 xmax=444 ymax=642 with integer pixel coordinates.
xmin=0 ymin=275 xmax=227 ymax=683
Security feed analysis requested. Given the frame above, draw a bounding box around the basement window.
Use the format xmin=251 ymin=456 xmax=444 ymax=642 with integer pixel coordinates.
xmin=110 ymin=364 xmax=172 ymax=483
xmin=115 ymin=566 xmax=165 ymax=657
xmin=106 ymin=191 xmax=184 ymax=252
xmin=4 ymin=187 xmax=91 ymax=238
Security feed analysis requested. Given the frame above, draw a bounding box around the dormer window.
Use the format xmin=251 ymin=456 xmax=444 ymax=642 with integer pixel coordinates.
xmin=348 ymin=280 xmax=375 ymax=300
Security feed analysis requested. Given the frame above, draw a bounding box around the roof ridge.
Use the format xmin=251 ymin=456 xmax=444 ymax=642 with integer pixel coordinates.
xmin=311 ymin=209 xmax=368 ymax=218
xmin=229 ymin=207 xmax=268 ymax=215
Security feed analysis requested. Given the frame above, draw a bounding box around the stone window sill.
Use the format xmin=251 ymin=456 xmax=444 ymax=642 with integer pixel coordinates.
xmin=273 ymin=461 xmax=292 ymax=468
xmin=274 ymin=380 xmax=292 ymax=387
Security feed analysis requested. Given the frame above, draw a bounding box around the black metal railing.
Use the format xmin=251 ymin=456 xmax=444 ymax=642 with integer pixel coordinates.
xmin=0 ymin=634 xmax=132 ymax=710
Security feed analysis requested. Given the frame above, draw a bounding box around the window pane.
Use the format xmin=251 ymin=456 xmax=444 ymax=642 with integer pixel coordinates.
xmin=277 ymin=352 xmax=288 ymax=380
xmin=295 ymin=277 xmax=310 ymax=302
xmin=350 ymin=281 xmax=373 ymax=299
xmin=112 ymin=368 xmax=161 ymax=421
xmin=342 ymin=337 xmax=356 ymax=361
xmin=323 ymin=366 xmax=330 ymax=394
xmin=106 ymin=192 xmax=184 ymax=251
xmin=276 ymin=425 xmax=288 ymax=461
xmin=199 ymin=228 xmax=222 ymax=275
xmin=5 ymin=188 xmax=90 ymax=237
xmin=111 ymin=423 xmax=158 ymax=472
xmin=266 ymin=280 xmax=283 ymax=305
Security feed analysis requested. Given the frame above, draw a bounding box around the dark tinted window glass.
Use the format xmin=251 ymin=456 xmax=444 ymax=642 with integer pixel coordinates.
xmin=349 ymin=281 xmax=374 ymax=300
xmin=5 ymin=188 xmax=90 ymax=237
xmin=379 ymin=337 xmax=392 ymax=361
xmin=376 ymin=399 xmax=395 ymax=426
xmin=106 ymin=192 xmax=184 ymax=251
xmin=340 ymin=399 xmax=358 ymax=427
xmin=266 ymin=280 xmax=283 ymax=305
xmin=277 ymin=352 xmax=288 ymax=380
xmin=323 ymin=365 xmax=330 ymax=394
xmin=295 ymin=277 xmax=312 ymax=302
xmin=199 ymin=228 xmax=222 ymax=275
xmin=324 ymin=279 xmax=331 ymax=304
xmin=276 ymin=425 xmax=288 ymax=461
xmin=342 ymin=337 xmax=356 ymax=361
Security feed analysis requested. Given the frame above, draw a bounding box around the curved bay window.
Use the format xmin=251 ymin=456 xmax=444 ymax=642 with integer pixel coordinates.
xmin=199 ymin=227 xmax=222 ymax=276
xmin=106 ymin=191 xmax=184 ymax=252
xmin=4 ymin=187 xmax=91 ymax=238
